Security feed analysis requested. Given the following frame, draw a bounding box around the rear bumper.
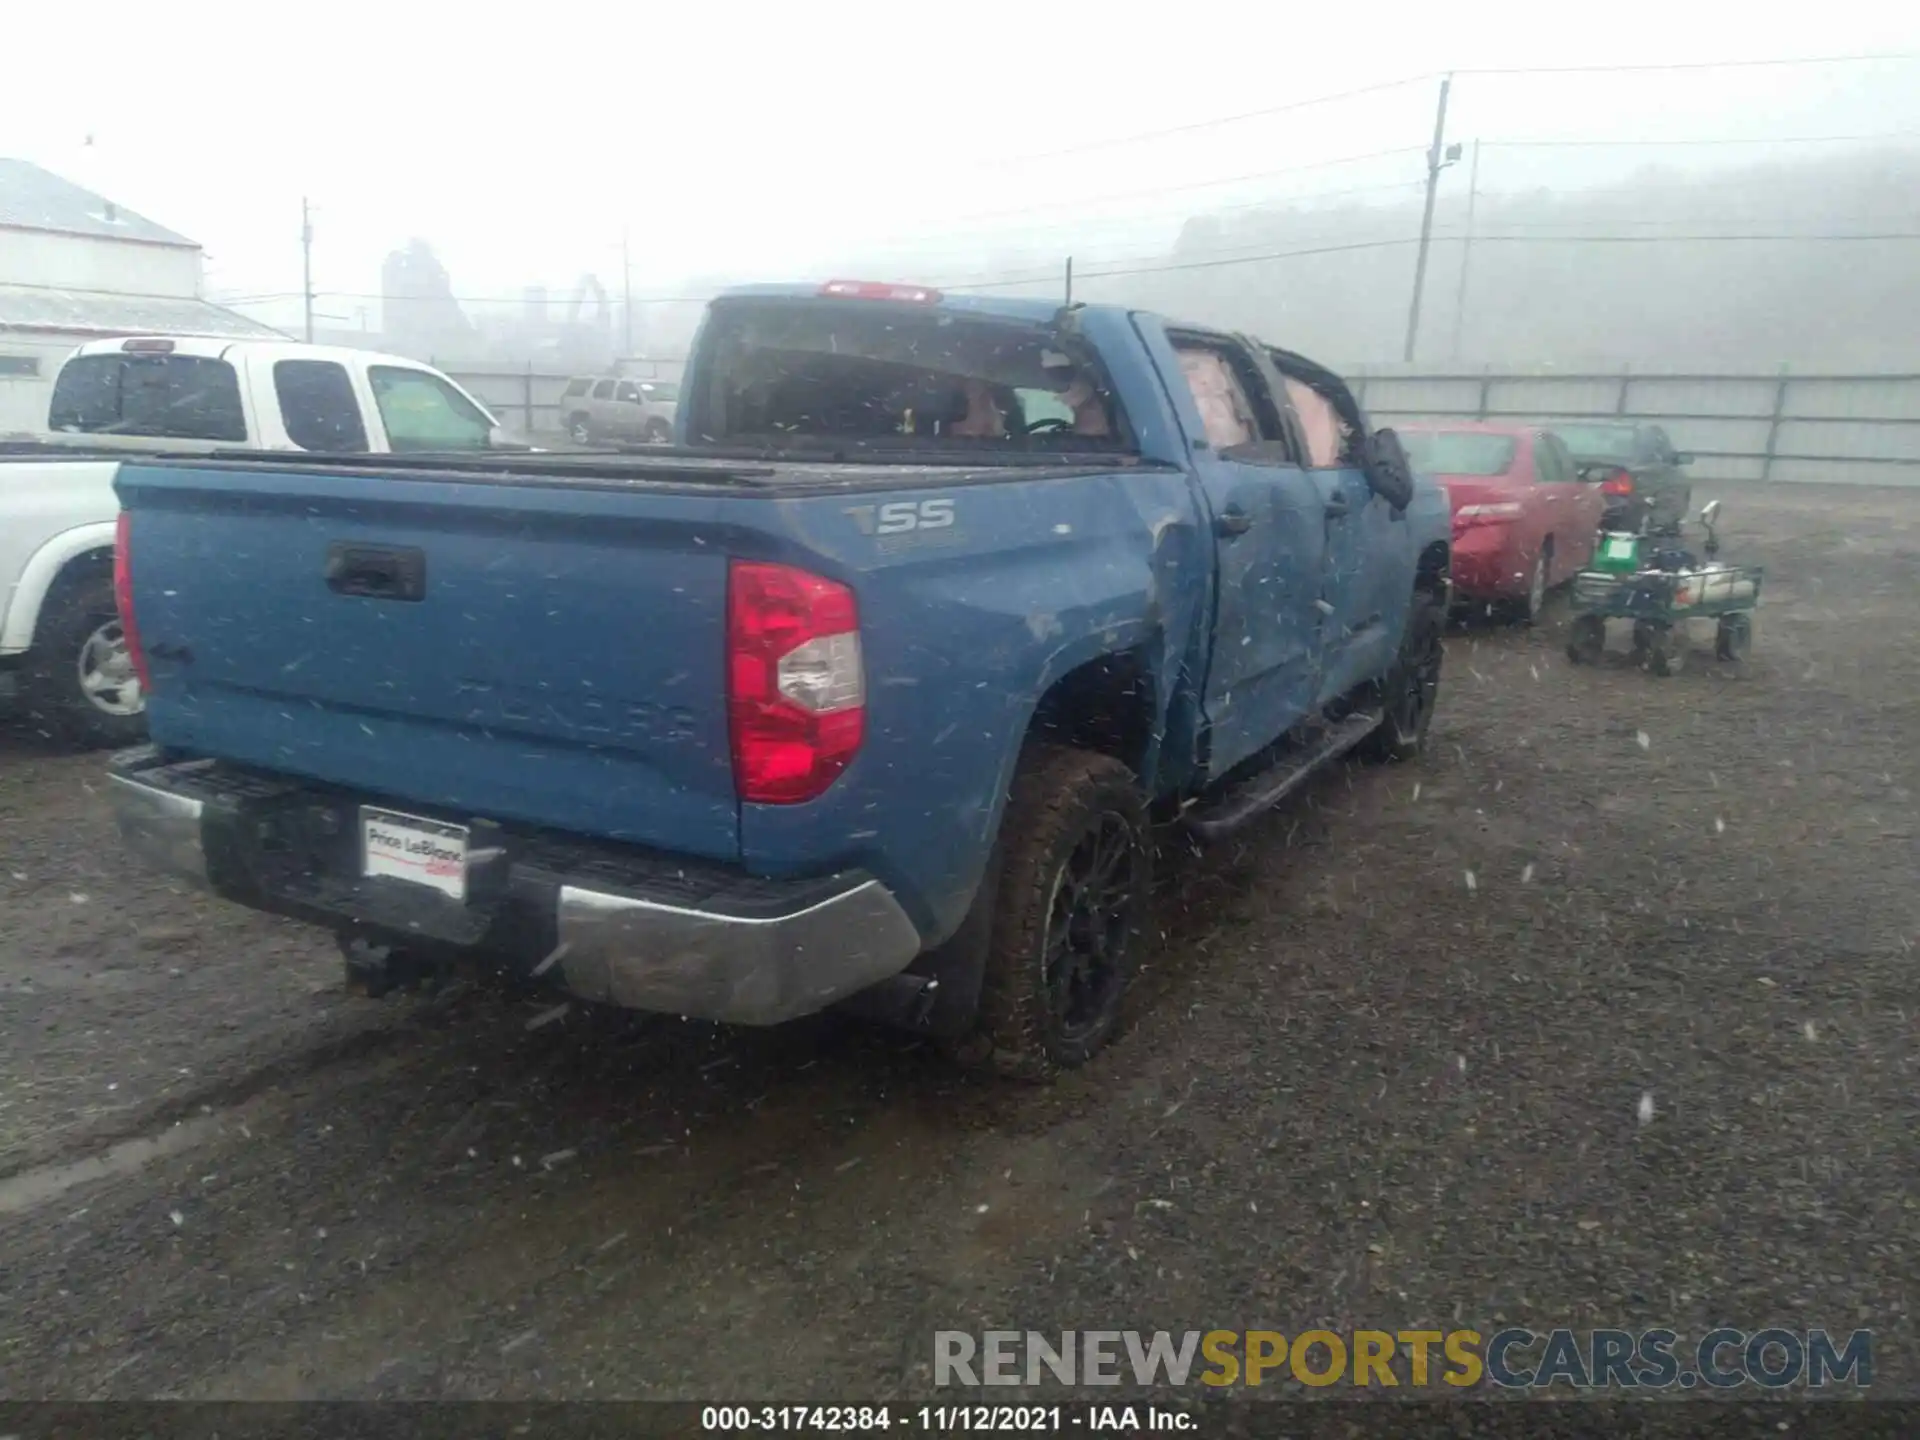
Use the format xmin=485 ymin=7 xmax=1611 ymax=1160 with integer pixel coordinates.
xmin=1447 ymin=526 xmax=1527 ymax=598
xmin=1601 ymin=496 xmax=1647 ymax=532
xmin=106 ymin=747 xmax=924 ymax=1026
xmin=1603 ymin=491 xmax=1684 ymax=534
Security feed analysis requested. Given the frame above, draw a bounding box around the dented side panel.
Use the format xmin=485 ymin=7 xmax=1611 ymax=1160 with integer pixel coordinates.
xmin=745 ymin=462 xmax=1207 ymax=945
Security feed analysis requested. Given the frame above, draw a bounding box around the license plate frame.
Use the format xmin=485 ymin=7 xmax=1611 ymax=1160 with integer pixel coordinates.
xmin=360 ymin=806 xmax=470 ymax=901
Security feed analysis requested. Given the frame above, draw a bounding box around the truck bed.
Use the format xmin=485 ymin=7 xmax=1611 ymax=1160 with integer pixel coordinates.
xmin=117 ymin=446 xmax=1158 ymax=495
xmin=113 ymin=449 xmax=1200 ymax=938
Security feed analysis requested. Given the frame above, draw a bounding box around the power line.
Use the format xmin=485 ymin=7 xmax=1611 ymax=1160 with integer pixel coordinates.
xmin=1429 ymin=211 xmax=1920 ymax=230
xmin=838 ymin=179 xmax=1428 ymax=270
xmin=941 ymin=229 xmax=1920 ymax=292
xmin=205 ymin=55 xmax=1920 ymax=323
xmin=849 ymin=126 xmax=1920 ymax=276
xmin=208 ymin=153 xmax=1435 ymax=306
xmin=851 ymin=155 xmax=1920 ymax=273
xmin=1461 ymin=230 xmax=1920 ymax=243
xmin=868 ymin=145 xmax=1426 ymax=234
xmin=786 ymin=117 xmax=1920 ymax=281
xmin=1480 ymin=128 xmax=1920 ymax=149
xmin=1001 ymin=74 xmax=1437 ymax=163
xmin=943 ymin=237 xmax=1425 ymax=288
xmin=216 ymin=191 xmax=1920 ymax=311
xmin=974 ymin=52 xmax=1919 ymax=167
xmin=1003 ymin=213 xmax=1920 ymax=278
xmin=1457 ymin=51 xmax=1919 ymax=76
xmin=0 ymin=276 xmax=299 ymax=320
xmin=859 ymin=178 xmax=1425 ymax=252
xmin=212 ymin=224 xmax=1920 ymax=313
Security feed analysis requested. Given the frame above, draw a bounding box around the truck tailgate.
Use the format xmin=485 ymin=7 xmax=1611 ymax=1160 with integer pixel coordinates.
xmin=116 ymin=462 xmax=739 ymax=859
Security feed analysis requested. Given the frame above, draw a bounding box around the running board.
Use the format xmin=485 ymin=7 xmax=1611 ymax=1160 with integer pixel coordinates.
xmin=1181 ymin=710 xmax=1382 ymax=841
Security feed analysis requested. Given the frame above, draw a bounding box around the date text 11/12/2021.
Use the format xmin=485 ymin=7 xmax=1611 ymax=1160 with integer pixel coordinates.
xmin=701 ymin=1406 xmax=1194 ymax=1432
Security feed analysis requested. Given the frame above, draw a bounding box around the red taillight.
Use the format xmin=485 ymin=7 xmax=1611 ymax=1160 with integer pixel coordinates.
xmin=818 ymin=279 xmax=942 ymax=303
xmin=1600 ymin=470 xmax=1634 ymax=496
xmin=1454 ymin=501 xmax=1525 ymax=528
xmin=727 ymin=561 xmax=865 ymax=804
xmin=112 ymin=510 xmax=152 ymax=692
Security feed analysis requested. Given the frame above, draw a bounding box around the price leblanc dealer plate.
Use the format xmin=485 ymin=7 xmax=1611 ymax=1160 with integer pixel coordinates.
xmin=361 ymin=807 xmax=469 ymax=901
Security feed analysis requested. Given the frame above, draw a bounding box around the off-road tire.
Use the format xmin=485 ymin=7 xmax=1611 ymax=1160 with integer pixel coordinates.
xmin=642 ymin=419 xmax=672 ymax=444
xmin=20 ymin=571 xmax=147 ymax=750
xmin=970 ymin=744 xmax=1151 ymax=1082
xmin=1567 ymin=614 xmax=1606 ymax=665
xmin=1644 ymin=623 xmax=1681 ymax=677
xmin=1716 ymin=612 xmax=1752 ymax=661
xmin=1358 ymin=597 xmax=1445 ymax=762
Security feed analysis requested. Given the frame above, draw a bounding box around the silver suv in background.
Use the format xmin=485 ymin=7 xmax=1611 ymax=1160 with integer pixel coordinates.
xmin=559 ymin=375 xmax=678 ymax=445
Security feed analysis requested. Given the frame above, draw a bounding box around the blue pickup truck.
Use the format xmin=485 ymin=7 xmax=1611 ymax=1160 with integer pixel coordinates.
xmin=106 ymin=280 xmax=1451 ymax=1077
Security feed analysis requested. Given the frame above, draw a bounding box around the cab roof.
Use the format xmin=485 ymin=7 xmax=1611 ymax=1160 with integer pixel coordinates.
xmin=1395 ymin=419 xmax=1542 ymax=438
xmin=712 ymin=282 xmax=1086 ymax=326
xmin=65 ymin=334 xmax=446 ymax=371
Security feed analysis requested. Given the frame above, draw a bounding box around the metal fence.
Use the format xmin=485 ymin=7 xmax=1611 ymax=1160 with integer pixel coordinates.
xmin=1347 ymin=365 xmax=1920 ymax=487
xmin=447 ymin=360 xmax=1920 ymax=485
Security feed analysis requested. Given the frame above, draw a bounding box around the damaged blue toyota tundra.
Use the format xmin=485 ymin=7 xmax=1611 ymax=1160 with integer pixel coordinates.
xmin=106 ymin=280 xmax=1452 ymax=1078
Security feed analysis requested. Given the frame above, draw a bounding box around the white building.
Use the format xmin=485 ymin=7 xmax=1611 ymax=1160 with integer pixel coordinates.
xmin=0 ymin=158 xmax=285 ymax=435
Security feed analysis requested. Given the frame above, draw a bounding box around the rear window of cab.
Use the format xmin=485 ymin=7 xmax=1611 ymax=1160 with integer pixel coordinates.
xmin=686 ymin=299 xmax=1132 ymax=453
xmin=1401 ymin=429 xmax=1517 ymax=478
xmin=48 ymin=353 xmax=248 ymax=442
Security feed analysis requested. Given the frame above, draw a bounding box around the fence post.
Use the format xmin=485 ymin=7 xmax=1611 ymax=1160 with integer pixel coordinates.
xmin=1476 ymin=365 xmax=1491 ymax=420
xmin=524 ymin=361 xmax=536 ymax=434
xmin=1760 ymin=363 xmax=1789 ymax=483
xmin=1615 ymin=363 xmax=1631 ymax=416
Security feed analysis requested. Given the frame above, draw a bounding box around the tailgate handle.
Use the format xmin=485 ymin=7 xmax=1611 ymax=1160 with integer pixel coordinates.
xmin=326 ymin=543 xmax=426 ymax=602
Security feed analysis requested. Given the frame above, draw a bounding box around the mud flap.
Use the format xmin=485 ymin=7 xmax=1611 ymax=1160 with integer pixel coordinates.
xmin=832 ymin=844 xmax=1001 ymax=1041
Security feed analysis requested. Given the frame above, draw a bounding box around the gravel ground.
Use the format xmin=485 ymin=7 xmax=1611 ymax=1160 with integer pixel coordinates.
xmin=0 ymin=483 xmax=1914 ymax=1402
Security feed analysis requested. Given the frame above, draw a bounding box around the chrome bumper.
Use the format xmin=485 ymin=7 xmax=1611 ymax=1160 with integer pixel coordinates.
xmin=110 ymin=767 xmax=213 ymax=888
xmin=554 ymin=880 xmax=920 ymax=1025
xmin=107 ymin=760 xmax=923 ymax=1027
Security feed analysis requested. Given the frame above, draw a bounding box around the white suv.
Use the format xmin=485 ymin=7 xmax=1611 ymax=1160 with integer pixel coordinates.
xmin=559 ymin=376 xmax=678 ymax=445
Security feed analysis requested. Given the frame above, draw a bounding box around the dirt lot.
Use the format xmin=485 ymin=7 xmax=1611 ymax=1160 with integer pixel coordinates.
xmin=0 ymin=484 xmax=1915 ymax=1402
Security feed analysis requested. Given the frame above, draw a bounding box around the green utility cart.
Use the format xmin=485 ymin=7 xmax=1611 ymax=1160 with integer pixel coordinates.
xmin=1565 ymin=501 xmax=1763 ymax=677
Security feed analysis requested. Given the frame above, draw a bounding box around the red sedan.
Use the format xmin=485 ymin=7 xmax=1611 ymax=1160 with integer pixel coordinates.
xmin=1398 ymin=422 xmax=1606 ymax=623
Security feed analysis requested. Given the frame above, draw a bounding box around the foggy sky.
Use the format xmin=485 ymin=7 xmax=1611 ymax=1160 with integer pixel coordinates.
xmin=3 ymin=0 xmax=1917 ymax=347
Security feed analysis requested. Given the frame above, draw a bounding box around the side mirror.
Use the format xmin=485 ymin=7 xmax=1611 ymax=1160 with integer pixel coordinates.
xmin=1361 ymin=427 xmax=1415 ymax=511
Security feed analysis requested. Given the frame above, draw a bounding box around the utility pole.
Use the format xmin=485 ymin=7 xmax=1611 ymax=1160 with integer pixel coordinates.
xmin=301 ymin=197 xmax=315 ymax=343
xmin=621 ymin=229 xmax=633 ymax=357
xmin=1402 ymin=73 xmax=1456 ymax=364
xmin=1064 ymin=255 xmax=1073 ymax=307
xmin=1448 ymin=138 xmax=1481 ymax=360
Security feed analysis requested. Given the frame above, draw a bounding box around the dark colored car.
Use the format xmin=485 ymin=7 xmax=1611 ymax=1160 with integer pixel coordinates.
xmin=1554 ymin=422 xmax=1693 ymax=535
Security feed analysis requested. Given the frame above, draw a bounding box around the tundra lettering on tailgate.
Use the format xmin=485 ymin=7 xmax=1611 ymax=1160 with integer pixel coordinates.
xmin=454 ymin=680 xmax=699 ymax=743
